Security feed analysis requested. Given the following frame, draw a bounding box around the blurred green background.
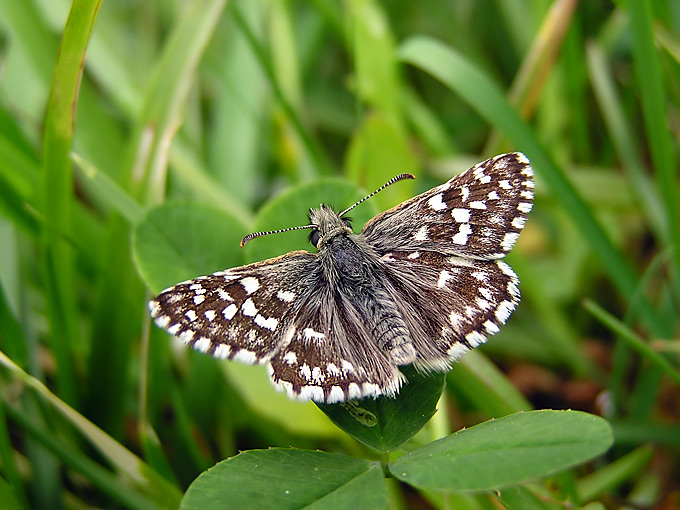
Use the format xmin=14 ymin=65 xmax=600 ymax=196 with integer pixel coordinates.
xmin=0 ymin=0 xmax=679 ymax=508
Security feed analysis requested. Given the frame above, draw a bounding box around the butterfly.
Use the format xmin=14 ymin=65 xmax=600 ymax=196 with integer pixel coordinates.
xmin=149 ymin=153 xmax=534 ymax=403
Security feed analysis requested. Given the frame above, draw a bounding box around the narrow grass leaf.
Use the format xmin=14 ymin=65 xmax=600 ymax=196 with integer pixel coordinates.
xmin=626 ymin=0 xmax=679 ymax=289
xmin=39 ymin=0 xmax=104 ymax=408
xmin=180 ymin=449 xmax=386 ymax=510
xmin=127 ymin=0 xmax=228 ymax=205
xmin=0 ymin=350 xmax=182 ymax=509
xmin=586 ymin=42 xmax=666 ymax=244
xmin=583 ymin=299 xmax=680 ymax=385
xmin=230 ymin=3 xmax=332 ymax=177
xmin=0 ymin=476 xmax=23 ymax=510
xmin=576 ymin=445 xmax=653 ymax=503
xmin=390 ymin=410 xmax=613 ymax=491
xmin=72 ymin=152 xmax=145 ymax=225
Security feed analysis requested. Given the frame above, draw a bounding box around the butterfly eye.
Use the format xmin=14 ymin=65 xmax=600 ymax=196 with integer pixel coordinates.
xmin=309 ymin=229 xmax=320 ymax=247
xmin=342 ymin=218 xmax=352 ymax=229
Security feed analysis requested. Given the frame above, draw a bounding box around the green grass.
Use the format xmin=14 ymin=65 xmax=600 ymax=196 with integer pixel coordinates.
xmin=1 ymin=0 xmax=678 ymax=508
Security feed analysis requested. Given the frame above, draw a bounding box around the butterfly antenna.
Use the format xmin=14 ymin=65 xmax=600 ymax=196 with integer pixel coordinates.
xmin=240 ymin=224 xmax=314 ymax=247
xmin=339 ymin=173 xmax=415 ymax=218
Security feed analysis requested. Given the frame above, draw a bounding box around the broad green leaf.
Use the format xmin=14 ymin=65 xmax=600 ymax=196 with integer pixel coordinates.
xmin=390 ymin=410 xmax=612 ymax=491
xmin=244 ymin=179 xmax=378 ymax=264
xmin=133 ymin=202 xmax=248 ymax=294
xmin=317 ymin=365 xmax=445 ymax=452
xmin=180 ymin=449 xmax=386 ymax=510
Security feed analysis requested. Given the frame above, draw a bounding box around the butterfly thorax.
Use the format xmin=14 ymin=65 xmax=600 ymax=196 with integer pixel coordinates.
xmin=309 ymin=206 xmax=418 ymax=367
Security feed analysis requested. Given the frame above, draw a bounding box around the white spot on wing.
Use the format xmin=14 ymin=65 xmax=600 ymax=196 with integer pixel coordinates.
xmin=518 ymin=202 xmax=533 ymax=213
xmin=451 ymin=208 xmax=471 ymax=223
xmin=427 ymin=193 xmax=447 ymax=211
xmin=299 ymin=363 xmax=312 ymax=379
xmin=298 ymin=385 xmax=324 ymax=402
xmin=414 ymin=225 xmax=429 ymax=241
xmin=449 ymin=311 xmax=463 ymax=327
xmin=461 ymin=186 xmax=470 ymax=201
xmin=223 ymin=303 xmax=237 ymax=320
xmin=241 ymin=298 xmax=257 ymax=317
xmin=465 ymin=331 xmax=487 ymax=347
xmin=502 ymin=232 xmax=520 ymax=251
xmin=408 ymin=252 xmax=420 ymax=259
xmin=240 ymin=277 xmax=260 ymax=294
xmin=303 ymin=328 xmax=325 ymax=341
xmin=193 ymin=294 xmax=205 ymax=305
xmin=484 ymin=320 xmax=500 ymax=334
xmin=437 ymin=270 xmax=451 ymax=288
xmin=233 ymin=349 xmax=257 ymax=364
xmin=479 ymin=288 xmax=493 ymax=300
xmin=185 ymin=310 xmax=197 ymax=322
xmin=193 ymin=337 xmax=210 ymax=353
xmin=362 ymin=383 xmax=380 ymax=398
xmin=311 ymin=366 xmax=325 ymax=383
xmin=276 ymin=290 xmax=296 ymax=302
xmin=469 ymin=200 xmax=487 ymax=210
xmin=447 ymin=343 xmax=469 ymax=360
xmin=476 ymin=297 xmax=492 ymax=310
xmin=487 ymin=191 xmax=500 ymax=200
xmin=341 ymin=360 xmax=355 ymax=373
xmin=328 ymin=386 xmax=345 ymax=403
xmin=495 ymin=300 xmax=514 ymax=323
xmin=204 ymin=310 xmax=216 ymax=321
xmin=452 ymin=224 xmax=472 ymax=245
xmin=511 ymin=217 xmax=526 ymax=229
xmin=255 ymin=314 xmax=278 ymax=331
xmin=214 ymin=344 xmax=231 ymax=358
xmin=155 ymin=314 xmax=170 ymax=328
xmin=218 ymin=289 xmax=232 ymax=301
xmin=348 ymin=383 xmax=361 ymax=399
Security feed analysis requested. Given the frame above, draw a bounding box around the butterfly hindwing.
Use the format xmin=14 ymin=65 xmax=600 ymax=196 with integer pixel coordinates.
xmin=378 ymin=251 xmax=520 ymax=370
xmin=362 ymin=153 xmax=534 ymax=259
xmin=267 ymin=288 xmax=405 ymax=403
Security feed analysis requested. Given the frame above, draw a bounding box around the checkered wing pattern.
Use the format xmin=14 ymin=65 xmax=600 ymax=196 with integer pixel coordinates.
xmin=362 ymin=153 xmax=534 ymax=259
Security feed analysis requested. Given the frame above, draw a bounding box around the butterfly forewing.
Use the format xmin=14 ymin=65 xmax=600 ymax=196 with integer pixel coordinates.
xmin=149 ymin=251 xmax=318 ymax=364
xmin=362 ymin=153 xmax=534 ymax=259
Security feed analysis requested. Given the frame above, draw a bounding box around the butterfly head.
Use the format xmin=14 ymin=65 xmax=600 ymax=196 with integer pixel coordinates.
xmin=308 ymin=204 xmax=353 ymax=249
